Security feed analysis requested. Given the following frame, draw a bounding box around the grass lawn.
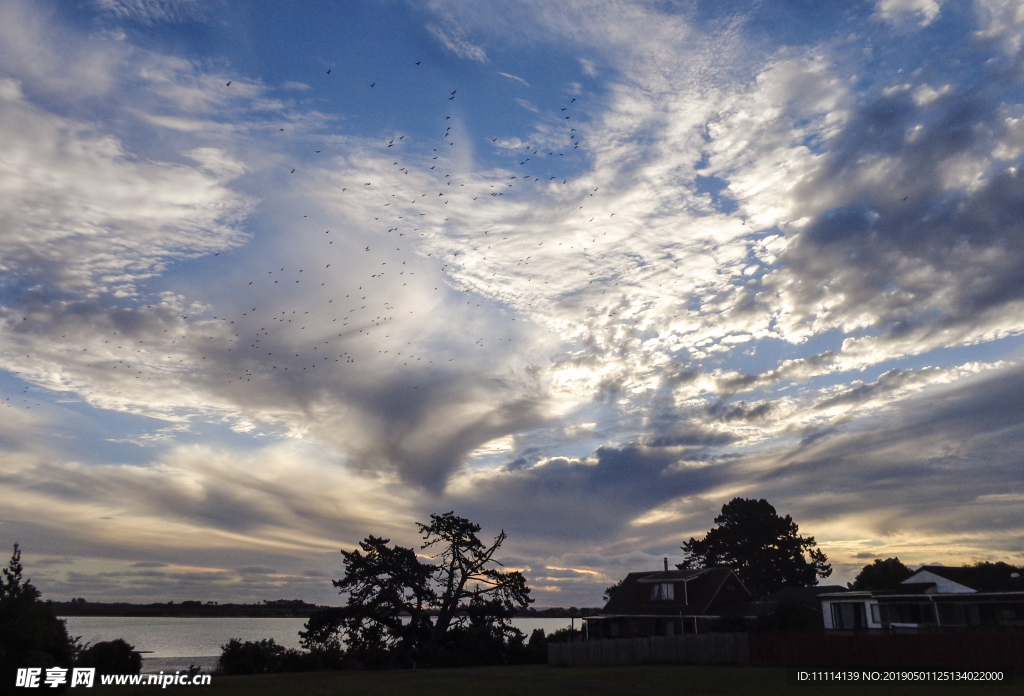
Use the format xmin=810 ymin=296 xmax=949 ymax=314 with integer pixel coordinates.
xmin=89 ymin=664 xmax=1024 ymax=696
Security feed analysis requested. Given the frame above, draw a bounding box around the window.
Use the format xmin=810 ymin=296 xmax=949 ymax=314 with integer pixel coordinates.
xmin=831 ymin=602 xmax=866 ymax=629
xmin=879 ymin=603 xmax=936 ymax=625
xmin=870 ymin=604 xmax=882 ymax=623
xmin=650 ymin=582 xmax=675 ymax=600
xmin=937 ymin=603 xmax=967 ymax=626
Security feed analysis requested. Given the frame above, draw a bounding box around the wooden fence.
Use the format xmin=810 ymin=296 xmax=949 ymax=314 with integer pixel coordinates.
xmin=548 ymin=634 xmax=750 ymax=667
xmin=749 ymin=630 xmax=1024 ymax=670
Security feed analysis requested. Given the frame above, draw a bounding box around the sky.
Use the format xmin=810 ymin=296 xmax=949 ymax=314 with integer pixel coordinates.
xmin=2 ymin=0 xmax=1024 ymax=607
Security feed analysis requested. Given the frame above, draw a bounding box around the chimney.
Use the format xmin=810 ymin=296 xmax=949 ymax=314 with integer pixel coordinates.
xmin=664 ymin=558 xmax=668 ymax=571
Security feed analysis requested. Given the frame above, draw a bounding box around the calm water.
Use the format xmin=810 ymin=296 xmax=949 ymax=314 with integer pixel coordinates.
xmin=61 ymin=616 xmax=578 ymax=659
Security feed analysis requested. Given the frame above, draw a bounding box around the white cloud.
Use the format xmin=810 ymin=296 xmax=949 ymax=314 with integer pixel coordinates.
xmin=94 ymin=0 xmax=207 ymax=25
xmin=499 ymin=72 xmax=530 ymax=87
xmin=973 ymin=0 xmax=1024 ymax=53
xmin=873 ymin=0 xmax=943 ymax=27
xmin=0 ymin=79 xmax=252 ymax=296
xmin=426 ymin=23 xmax=488 ymax=63
xmin=514 ymin=97 xmax=539 ymax=112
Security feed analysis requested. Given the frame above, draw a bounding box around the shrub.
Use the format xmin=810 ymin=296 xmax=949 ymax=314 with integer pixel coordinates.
xmin=522 ymin=628 xmax=548 ymax=664
xmin=77 ymin=639 xmax=142 ymax=675
xmin=216 ymin=638 xmax=322 ymax=675
xmin=546 ymin=626 xmax=583 ymax=643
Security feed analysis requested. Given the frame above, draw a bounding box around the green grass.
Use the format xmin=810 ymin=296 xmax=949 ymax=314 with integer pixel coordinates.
xmin=89 ymin=664 xmax=1024 ymax=696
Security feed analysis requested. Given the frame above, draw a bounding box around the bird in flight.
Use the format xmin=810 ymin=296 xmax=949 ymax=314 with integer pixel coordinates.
xmin=226 ymin=81 xmax=231 ymax=86
xmin=370 ymin=82 xmax=375 ymax=88
xmin=327 ymin=69 xmax=331 ymax=75
xmin=416 ymin=61 xmax=421 ymax=65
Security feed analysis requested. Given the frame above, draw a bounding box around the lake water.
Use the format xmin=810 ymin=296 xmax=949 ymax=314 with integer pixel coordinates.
xmin=61 ymin=616 xmax=579 ymax=673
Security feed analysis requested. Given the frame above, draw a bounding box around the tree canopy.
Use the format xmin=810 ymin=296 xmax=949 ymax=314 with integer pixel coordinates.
xmin=303 ymin=512 xmax=532 ymax=667
xmin=0 ymin=544 xmax=78 ymax=688
xmin=851 ymin=557 xmax=914 ymax=590
xmin=678 ymin=498 xmax=832 ymax=599
xmin=602 ymin=580 xmax=622 ymax=602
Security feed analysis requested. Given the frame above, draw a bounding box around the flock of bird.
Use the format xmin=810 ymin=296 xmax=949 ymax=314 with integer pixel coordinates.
xmin=21 ymin=59 xmax=633 ymax=403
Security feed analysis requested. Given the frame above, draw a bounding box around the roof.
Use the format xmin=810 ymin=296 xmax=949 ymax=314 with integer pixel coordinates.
xmin=761 ymin=585 xmax=849 ymax=604
xmin=872 ymin=582 xmax=936 ymax=595
xmin=599 ymin=567 xmax=753 ymax=616
xmin=908 ymin=565 xmax=1024 ymax=593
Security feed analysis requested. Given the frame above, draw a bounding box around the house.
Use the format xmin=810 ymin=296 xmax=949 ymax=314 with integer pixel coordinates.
xmin=820 ymin=564 xmax=1024 ymax=630
xmin=584 ymin=565 xmax=757 ymax=638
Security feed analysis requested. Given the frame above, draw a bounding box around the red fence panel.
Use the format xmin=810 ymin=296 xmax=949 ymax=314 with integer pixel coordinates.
xmin=749 ymin=630 xmax=1024 ymax=670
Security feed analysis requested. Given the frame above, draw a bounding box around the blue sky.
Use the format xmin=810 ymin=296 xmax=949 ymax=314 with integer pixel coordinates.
xmin=3 ymin=0 xmax=1024 ymax=606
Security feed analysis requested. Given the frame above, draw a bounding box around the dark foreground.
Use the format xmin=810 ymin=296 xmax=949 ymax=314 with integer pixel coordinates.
xmin=91 ymin=664 xmax=1023 ymax=696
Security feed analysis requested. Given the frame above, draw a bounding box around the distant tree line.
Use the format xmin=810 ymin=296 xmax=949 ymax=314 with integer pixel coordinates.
xmin=50 ymin=598 xmax=325 ymax=618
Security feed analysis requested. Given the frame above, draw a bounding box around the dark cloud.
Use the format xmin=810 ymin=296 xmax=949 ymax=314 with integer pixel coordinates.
xmin=744 ymin=364 xmax=1024 ymax=541
xmin=446 ymin=443 xmax=734 ymax=548
xmin=706 ymin=399 xmax=774 ymax=422
xmin=765 ymin=63 xmax=1024 ymax=349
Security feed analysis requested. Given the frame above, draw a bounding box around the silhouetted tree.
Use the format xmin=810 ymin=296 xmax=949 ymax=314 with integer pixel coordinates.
xmin=679 ymin=498 xmax=831 ymax=598
xmin=523 ymin=628 xmax=547 ymax=663
xmin=421 ymin=512 xmax=532 ymax=652
xmin=0 ymin=544 xmax=78 ymax=690
xmin=851 ymin=557 xmax=914 ymax=590
xmin=602 ymin=579 xmax=622 ymax=602
xmin=313 ymin=512 xmax=532 ymax=667
xmin=329 ymin=535 xmax=434 ymax=665
xmin=967 ymin=561 xmax=1023 ymax=590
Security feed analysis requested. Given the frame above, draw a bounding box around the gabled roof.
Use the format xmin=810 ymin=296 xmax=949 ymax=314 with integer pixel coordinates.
xmin=907 ymin=565 xmax=1024 ymax=593
xmin=599 ymin=567 xmax=752 ymax=616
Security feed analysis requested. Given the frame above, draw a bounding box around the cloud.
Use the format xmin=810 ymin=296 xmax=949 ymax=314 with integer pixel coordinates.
xmin=974 ymin=0 xmax=1024 ymax=54
xmin=499 ymin=72 xmax=530 ymax=87
xmin=94 ymin=0 xmax=207 ymax=25
xmin=0 ymin=435 xmax=424 ymax=599
xmin=0 ymin=84 xmax=252 ymax=296
xmin=873 ymin=0 xmax=943 ymax=27
xmin=514 ymin=98 xmax=539 ymax=112
xmin=741 ymin=364 xmax=1024 ymax=563
xmin=5 ymin=0 xmax=1024 ymax=605
xmin=426 ymin=22 xmax=488 ymax=63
